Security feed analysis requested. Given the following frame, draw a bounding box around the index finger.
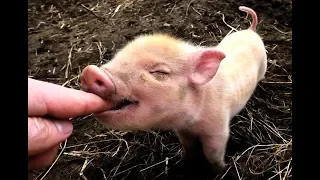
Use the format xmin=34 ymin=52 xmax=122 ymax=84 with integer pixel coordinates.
xmin=28 ymin=78 xmax=114 ymax=118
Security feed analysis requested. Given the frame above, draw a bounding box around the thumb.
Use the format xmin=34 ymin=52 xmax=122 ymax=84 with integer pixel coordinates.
xmin=28 ymin=117 xmax=73 ymax=156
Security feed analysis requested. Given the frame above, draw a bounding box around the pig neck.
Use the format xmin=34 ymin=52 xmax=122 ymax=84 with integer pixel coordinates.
xmin=184 ymin=73 xmax=228 ymax=135
xmin=177 ymin=44 xmax=230 ymax=135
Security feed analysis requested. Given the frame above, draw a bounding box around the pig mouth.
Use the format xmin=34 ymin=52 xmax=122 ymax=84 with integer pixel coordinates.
xmin=110 ymin=98 xmax=139 ymax=111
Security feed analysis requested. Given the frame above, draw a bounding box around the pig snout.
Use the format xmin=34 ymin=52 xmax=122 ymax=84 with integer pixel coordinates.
xmin=80 ymin=65 xmax=115 ymax=99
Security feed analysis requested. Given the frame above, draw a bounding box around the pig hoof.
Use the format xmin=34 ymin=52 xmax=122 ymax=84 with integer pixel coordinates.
xmin=203 ymin=164 xmax=225 ymax=179
xmin=209 ymin=161 xmax=226 ymax=175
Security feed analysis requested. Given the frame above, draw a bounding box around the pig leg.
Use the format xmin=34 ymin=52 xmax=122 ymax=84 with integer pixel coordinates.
xmin=200 ymin=129 xmax=229 ymax=174
xmin=176 ymin=130 xmax=212 ymax=177
xmin=175 ymin=130 xmax=198 ymax=160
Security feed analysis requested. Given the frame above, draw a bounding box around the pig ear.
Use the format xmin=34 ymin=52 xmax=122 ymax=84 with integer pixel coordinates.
xmin=188 ymin=48 xmax=226 ymax=86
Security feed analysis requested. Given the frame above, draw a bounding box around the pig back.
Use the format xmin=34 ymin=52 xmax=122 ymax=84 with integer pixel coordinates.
xmin=212 ymin=30 xmax=266 ymax=117
xmin=216 ymin=30 xmax=266 ymax=79
xmin=217 ymin=30 xmax=265 ymax=57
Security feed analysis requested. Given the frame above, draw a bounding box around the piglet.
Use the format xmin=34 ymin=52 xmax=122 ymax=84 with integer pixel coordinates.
xmin=80 ymin=6 xmax=267 ymax=174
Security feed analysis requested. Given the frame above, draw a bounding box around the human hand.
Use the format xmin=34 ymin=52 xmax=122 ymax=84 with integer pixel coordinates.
xmin=28 ymin=78 xmax=112 ymax=170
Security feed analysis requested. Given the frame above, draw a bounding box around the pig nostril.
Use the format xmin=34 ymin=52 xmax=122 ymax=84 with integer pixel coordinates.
xmin=96 ymin=80 xmax=103 ymax=86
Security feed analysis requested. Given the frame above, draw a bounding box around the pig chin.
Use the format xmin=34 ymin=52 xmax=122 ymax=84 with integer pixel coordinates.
xmin=92 ymin=102 xmax=145 ymax=130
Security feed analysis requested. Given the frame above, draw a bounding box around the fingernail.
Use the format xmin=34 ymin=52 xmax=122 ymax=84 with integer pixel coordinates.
xmin=54 ymin=120 xmax=73 ymax=134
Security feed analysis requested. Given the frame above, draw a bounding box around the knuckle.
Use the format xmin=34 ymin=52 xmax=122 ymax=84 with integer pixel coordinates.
xmin=28 ymin=117 xmax=53 ymax=143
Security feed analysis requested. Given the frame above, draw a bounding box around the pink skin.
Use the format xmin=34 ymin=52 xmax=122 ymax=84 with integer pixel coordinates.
xmin=80 ymin=6 xmax=266 ymax=174
xmin=80 ymin=45 xmax=228 ymax=173
xmin=80 ymin=48 xmax=225 ymax=131
xmin=28 ymin=78 xmax=113 ymax=170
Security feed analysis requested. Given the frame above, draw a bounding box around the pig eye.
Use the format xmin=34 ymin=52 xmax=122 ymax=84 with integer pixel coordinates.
xmin=150 ymin=71 xmax=169 ymax=75
xmin=149 ymin=71 xmax=169 ymax=81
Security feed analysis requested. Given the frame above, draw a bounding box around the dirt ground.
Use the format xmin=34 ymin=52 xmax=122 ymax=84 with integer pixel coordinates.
xmin=28 ymin=0 xmax=292 ymax=179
